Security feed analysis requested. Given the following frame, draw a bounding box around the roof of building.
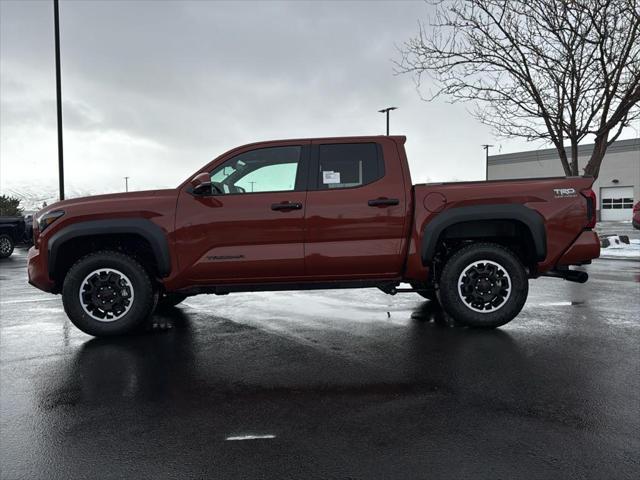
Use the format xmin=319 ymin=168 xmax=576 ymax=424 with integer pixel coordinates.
xmin=488 ymin=137 xmax=639 ymax=166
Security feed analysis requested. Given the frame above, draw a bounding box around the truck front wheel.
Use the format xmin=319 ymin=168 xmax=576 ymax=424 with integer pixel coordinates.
xmin=438 ymin=243 xmax=528 ymax=328
xmin=62 ymin=251 xmax=155 ymax=336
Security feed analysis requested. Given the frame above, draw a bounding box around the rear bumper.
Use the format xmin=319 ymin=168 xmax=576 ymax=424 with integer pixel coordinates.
xmin=27 ymin=246 xmax=56 ymax=293
xmin=556 ymin=230 xmax=600 ymax=266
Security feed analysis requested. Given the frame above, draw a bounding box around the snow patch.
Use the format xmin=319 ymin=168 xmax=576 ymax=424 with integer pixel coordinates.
xmin=600 ymin=235 xmax=640 ymax=259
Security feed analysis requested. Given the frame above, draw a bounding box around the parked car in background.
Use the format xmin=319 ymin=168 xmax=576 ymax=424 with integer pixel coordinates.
xmin=633 ymin=202 xmax=640 ymax=230
xmin=28 ymin=135 xmax=600 ymax=336
xmin=0 ymin=216 xmax=26 ymax=258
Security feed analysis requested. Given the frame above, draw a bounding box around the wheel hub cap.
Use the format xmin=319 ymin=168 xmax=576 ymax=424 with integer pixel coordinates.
xmin=79 ymin=268 xmax=134 ymax=322
xmin=458 ymin=260 xmax=511 ymax=313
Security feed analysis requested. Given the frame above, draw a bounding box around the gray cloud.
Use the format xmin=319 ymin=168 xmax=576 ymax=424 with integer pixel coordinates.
xmin=3 ymin=0 xmax=603 ymax=198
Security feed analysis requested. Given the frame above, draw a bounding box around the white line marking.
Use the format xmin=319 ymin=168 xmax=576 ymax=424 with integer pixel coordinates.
xmin=0 ymin=297 xmax=59 ymax=305
xmin=225 ymin=435 xmax=276 ymax=441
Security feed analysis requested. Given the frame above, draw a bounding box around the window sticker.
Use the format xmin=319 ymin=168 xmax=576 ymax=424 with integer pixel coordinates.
xmin=322 ymin=171 xmax=341 ymax=184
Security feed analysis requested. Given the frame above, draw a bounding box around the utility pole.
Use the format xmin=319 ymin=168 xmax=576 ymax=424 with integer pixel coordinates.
xmin=124 ymin=177 xmax=129 ymax=192
xmin=481 ymin=144 xmax=494 ymax=181
xmin=53 ymin=0 xmax=65 ymax=200
xmin=378 ymin=107 xmax=397 ymax=135
xmin=248 ymin=181 xmax=256 ymax=192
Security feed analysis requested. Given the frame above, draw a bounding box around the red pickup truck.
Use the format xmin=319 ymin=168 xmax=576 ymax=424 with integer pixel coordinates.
xmin=28 ymin=136 xmax=599 ymax=336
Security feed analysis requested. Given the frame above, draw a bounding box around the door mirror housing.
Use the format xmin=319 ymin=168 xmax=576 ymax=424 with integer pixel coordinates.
xmin=190 ymin=172 xmax=212 ymax=195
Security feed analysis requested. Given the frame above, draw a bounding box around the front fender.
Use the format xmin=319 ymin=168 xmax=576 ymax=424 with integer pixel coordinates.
xmin=47 ymin=218 xmax=171 ymax=277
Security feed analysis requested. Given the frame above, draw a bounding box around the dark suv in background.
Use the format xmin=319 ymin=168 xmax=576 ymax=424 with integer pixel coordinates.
xmin=0 ymin=215 xmax=32 ymax=259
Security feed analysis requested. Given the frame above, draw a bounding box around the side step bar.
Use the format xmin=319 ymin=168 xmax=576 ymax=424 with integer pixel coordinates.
xmin=542 ymin=268 xmax=588 ymax=283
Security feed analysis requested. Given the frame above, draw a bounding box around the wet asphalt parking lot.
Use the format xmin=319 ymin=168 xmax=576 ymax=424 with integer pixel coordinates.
xmin=1 ymin=249 xmax=639 ymax=480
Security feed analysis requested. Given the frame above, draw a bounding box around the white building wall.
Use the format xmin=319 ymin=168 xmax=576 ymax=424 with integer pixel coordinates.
xmin=487 ymin=139 xmax=640 ymax=221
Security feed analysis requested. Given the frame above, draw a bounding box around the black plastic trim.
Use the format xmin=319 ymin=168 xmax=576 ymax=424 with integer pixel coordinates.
xmin=421 ymin=204 xmax=547 ymax=264
xmin=174 ymin=278 xmax=400 ymax=296
xmin=48 ymin=218 xmax=171 ymax=277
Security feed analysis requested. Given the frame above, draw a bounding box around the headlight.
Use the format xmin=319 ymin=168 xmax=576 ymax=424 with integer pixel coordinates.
xmin=37 ymin=210 xmax=65 ymax=232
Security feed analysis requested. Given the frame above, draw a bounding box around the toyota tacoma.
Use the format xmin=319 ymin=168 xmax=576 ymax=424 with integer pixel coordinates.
xmin=27 ymin=136 xmax=600 ymax=336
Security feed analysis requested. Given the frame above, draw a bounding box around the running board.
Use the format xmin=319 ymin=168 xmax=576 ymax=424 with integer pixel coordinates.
xmin=542 ymin=269 xmax=588 ymax=283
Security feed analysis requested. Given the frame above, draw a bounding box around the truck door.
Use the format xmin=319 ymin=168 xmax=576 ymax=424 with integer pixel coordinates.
xmin=175 ymin=142 xmax=309 ymax=284
xmin=304 ymin=140 xmax=408 ymax=278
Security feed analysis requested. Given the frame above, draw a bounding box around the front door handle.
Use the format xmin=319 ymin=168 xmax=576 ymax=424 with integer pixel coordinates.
xmin=271 ymin=202 xmax=303 ymax=211
xmin=368 ymin=198 xmax=399 ymax=207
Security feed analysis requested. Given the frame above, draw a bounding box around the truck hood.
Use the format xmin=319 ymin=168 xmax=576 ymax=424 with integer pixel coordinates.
xmin=37 ymin=189 xmax=178 ymax=218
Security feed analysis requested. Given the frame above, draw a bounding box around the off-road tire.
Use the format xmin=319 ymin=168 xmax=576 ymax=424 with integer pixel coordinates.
xmin=0 ymin=234 xmax=15 ymax=259
xmin=157 ymin=293 xmax=188 ymax=309
xmin=438 ymin=243 xmax=528 ymax=328
xmin=62 ymin=251 xmax=155 ymax=336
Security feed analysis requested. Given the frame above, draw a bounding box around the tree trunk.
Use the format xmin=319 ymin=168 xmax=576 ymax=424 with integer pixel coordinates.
xmin=584 ymin=135 xmax=609 ymax=178
xmin=556 ymin=146 xmax=573 ymax=176
xmin=570 ymin=139 xmax=580 ymax=176
xmin=584 ymin=145 xmax=607 ymax=178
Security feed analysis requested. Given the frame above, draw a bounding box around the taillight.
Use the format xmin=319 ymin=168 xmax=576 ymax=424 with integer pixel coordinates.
xmin=581 ymin=189 xmax=597 ymax=228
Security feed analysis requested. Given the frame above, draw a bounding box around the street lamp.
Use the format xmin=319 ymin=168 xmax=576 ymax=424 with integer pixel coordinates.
xmin=124 ymin=176 xmax=130 ymax=192
xmin=378 ymin=107 xmax=397 ymax=136
xmin=481 ymin=144 xmax=494 ymax=180
xmin=53 ymin=0 xmax=64 ymax=200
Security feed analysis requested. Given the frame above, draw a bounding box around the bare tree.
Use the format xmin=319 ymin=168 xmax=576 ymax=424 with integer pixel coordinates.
xmin=396 ymin=0 xmax=640 ymax=177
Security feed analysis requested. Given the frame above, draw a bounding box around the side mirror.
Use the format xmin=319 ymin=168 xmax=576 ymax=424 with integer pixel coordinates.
xmin=190 ymin=172 xmax=211 ymax=195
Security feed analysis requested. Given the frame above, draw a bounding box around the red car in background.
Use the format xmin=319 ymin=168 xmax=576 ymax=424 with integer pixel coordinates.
xmin=633 ymin=202 xmax=640 ymax=230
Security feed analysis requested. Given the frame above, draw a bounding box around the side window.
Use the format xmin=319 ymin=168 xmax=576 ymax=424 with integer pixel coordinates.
xmin=317 ymin=143 xmax=383 ymax=189
xmin=209 ymin=146 xmax=301 ymax=194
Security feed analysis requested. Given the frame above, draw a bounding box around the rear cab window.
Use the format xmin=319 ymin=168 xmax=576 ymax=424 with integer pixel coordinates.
xmin=316 ymin=143 xmax=384 ymax=190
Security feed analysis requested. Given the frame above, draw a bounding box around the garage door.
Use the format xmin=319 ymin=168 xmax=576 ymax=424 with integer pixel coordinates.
xmin=600 ymin=186 xmax=635 ymax=221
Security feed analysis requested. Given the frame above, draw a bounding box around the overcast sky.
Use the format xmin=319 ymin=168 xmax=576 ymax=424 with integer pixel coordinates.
xmin=1 ymin=0 xmax=638 ymax=197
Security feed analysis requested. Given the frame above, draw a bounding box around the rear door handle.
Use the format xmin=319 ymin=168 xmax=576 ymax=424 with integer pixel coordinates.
xmin=271 ymin=202 xmax=303 ymax=211
xmin=368 ymin=198 xmax=399 ymax=207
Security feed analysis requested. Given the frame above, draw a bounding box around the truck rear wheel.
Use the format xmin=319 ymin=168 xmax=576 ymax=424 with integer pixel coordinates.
xmin=62 ymin=251 xmax=155 ymax=336
xmin=438 ymin=243 xmax=528 ymax=328
xmin=0 ymin=234 xmax=15 ymax=259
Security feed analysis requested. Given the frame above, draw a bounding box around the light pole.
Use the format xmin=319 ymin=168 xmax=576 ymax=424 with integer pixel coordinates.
xmin=124 ymin=176 xmax=129 ymax=192
xmin=53 ymin=0 xmax=64 ymax=200
xmin=378 ymin=107 xmax=397 ymax=135
xmin=481 ymin=144 xmax=494 ymax=180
